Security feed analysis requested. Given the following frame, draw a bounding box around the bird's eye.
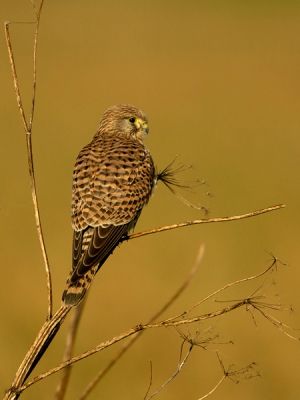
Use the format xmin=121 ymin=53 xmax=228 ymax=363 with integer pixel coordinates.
xmin=129 ymin=117 xmax=136 ymax=123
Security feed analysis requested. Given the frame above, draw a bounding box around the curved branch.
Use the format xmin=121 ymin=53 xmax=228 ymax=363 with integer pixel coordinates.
xmin=129 ymin=204 xmax=285 ymax=240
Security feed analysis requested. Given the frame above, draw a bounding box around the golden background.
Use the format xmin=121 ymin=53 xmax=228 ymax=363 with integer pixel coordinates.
xmin=1 ymin=1 xmax=300 ymax=399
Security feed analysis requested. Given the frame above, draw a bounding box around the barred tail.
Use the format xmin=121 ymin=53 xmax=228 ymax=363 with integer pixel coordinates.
xmin=62 ymin=264 xmax=98 ymax=306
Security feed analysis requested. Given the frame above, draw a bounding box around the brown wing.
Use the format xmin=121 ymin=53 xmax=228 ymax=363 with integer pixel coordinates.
xmin=62 ymin=135 xmax=154 ymax=306
xmin=70 ymin=224 xmax=129 ymax=283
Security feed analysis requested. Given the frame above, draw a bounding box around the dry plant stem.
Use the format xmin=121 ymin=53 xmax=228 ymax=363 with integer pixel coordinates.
xmin=78 ymin=245 xmax=205 ymax=400
xmin=197 ymin=352 xmax=260 ymax=399
xmin=17 ymin=299 xmax=246 ymax=394
xmin=163 ymin=249 xmax=278 ymax=324
xmin=129 ymin=204 xmax=285 ymax=240
xmin=4 ymin=22 xmax=27 ymax=131
xmin=145 ymin=344 xmax=193 ymax=400
xmin=198 ymin=375 xmax=226 ymax=400
xmin=144 ymin=361 xmax=153 ymax=400
xmin=4 ymin=306 xmax=71 ymax=400
xmin=54 ymin=299 xmax=86 ymax=400
xmin=19 ymin=257 xmax=276 ymax=396
xmin=29 ymin=0 xmax=44 ymax=130
xmin=4 ymin=0 xmax=52 ymax=318
xmin=251 ymin=302 xmax=300 ymax=340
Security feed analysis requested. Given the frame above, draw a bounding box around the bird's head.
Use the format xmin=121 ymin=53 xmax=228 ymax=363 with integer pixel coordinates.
xmin=97 ymin=104 xmax=149 ymax=140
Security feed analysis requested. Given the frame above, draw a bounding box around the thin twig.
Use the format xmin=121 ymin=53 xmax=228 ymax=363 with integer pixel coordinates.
xmin=198 ymin=352 xmax=228 ymax=400
xmin=4 ymin=0 xmax=52 ymax=318
xmin=199 ymin=352 xmax=260 ymax=399
xmin=162 ymin=251 xmax=279 ymax=324
xmin=78 ymin=245 xmax=205 ymax=400
xmin=29 ymin=0 xmax=45 ymax=131
xmin=143 ymin=361 xmax=153 ymax=400
xmin=54 ymin=299 xmax=86 ymax=400
xmin=4 ymin=22 xmax=28 ymax=131
xmin=128 ymin=204 xmax=285 ymax=240
xmin=198 ymin=374 xmax=226 ymax=400
xmin=145 ymin=343 xmax=193 ymax=399
xmin=250 ymin=300 xmax=300 ymax=340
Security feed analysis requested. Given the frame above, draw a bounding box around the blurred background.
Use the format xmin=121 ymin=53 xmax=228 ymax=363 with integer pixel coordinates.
xmin=1 ymin=1 xmax=300 ymax=399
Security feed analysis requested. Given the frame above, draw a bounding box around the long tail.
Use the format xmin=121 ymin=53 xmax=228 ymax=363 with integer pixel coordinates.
xmin=62 ymin=224 xmax=128 ymax=307
xmin=62 ymin=264 xmax=98 ymax=306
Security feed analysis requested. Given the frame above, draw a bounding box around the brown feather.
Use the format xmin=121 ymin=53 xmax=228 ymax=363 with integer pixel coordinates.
xmin=62 ymin=104 xmax=156 ymax=306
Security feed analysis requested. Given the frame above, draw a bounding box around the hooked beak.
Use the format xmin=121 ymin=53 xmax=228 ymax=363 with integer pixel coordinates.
xmin=136 ymin=118 xmax=149 ymax=139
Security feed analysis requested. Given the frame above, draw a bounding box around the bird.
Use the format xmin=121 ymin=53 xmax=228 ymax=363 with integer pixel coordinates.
xmin=62 ymin=104 xmax=156 ymax=306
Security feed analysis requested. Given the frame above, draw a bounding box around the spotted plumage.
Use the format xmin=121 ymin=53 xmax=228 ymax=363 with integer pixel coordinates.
xmin=62 ymin=104 xmax=156 ymax=306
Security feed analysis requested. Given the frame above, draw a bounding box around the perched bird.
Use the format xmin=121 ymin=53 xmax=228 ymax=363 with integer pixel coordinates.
xmin=62 ymin=104 xmax=156 ymax=306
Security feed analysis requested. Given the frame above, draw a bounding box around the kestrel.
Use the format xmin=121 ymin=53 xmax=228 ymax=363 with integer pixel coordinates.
xmin=62 ymin=104 xmax=156 ymax=306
